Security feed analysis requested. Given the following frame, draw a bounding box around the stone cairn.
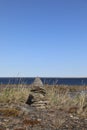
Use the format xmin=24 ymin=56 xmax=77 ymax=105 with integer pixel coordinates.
xmin=26 ymin=77 xmax=48 ymax=109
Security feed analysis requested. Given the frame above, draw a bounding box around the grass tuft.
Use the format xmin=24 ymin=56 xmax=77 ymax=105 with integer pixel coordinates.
xmin=0 ymin=108 xmax=20 ymax=117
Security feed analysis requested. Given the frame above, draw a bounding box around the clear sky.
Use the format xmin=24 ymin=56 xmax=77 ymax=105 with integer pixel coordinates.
xmin=0 ymin=0 xmax=87 ymax=77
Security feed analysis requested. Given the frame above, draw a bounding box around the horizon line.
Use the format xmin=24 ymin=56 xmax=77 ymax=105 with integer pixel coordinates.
xmin=0 ymin=76 xmax=87 ymax=78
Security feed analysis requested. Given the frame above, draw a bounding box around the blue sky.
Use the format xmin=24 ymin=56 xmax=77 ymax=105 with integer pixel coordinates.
xmin=0 ymin=0 xmax=87 ymax=77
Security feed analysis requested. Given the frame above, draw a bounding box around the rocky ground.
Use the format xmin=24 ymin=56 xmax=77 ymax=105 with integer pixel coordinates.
xmin=0 ymin=80 xmax=87 ymax=130
xmin=0 ymin=103 xmax=87 ymax=130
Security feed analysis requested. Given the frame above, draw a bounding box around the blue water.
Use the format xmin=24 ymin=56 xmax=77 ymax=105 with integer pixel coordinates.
xmin=0 ymin=77 xmax=87 ymax=85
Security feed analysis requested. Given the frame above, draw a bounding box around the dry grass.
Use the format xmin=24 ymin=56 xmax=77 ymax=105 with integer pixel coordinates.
xmin=45 ymin=86 xmax=87 ymax=116
xmin=0 ymin=108 xmax=20 ymax=117
xmin=0 ymin=84 xmax=87 ymax=116
xmin=51 ymin=117 xmax=65 ymax=129
xmin=23 ymin=119 xmax=41 ymax=126
xmin=0 ymin=85 xmax=31 ymax=103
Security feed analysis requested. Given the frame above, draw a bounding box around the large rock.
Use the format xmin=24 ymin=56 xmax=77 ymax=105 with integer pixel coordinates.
xmin=32 ymin=77 xmax=43 ymax=88
xmin=26 ymin=77 xmax=48 ymax=109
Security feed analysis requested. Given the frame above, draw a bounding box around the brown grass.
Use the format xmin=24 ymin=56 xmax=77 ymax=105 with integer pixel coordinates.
xmin=0 ymin=85 xmax=31 ymax=103
xmin=0 ymin=84 xmax=87 ymax=116
xmin=0 ymin=108 xmax=20 ymax=117
xmin=45 ymin=85 xmax=87 ymax=116
xmin=23 ymin=119 xmax=41 ymax=126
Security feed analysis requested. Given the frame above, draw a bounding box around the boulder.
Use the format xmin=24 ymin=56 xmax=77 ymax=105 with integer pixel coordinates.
xmin=26 ymin=77 xmax=48 ymax=109
xmin=32 ymin=77 xmax=43 ymax=88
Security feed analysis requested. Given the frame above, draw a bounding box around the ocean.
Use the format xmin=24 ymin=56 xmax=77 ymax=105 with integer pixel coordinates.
xmin=0 ymin=77 xmax=87 ymax=85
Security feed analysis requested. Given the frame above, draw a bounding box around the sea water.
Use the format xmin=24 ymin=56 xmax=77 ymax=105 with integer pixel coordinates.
xmin=0 ymin=77 xmax=87 ymax=85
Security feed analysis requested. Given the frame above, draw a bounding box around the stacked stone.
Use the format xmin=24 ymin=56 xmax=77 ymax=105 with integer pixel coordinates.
xmin=26 ymin=77 xmax=48 ymax=109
